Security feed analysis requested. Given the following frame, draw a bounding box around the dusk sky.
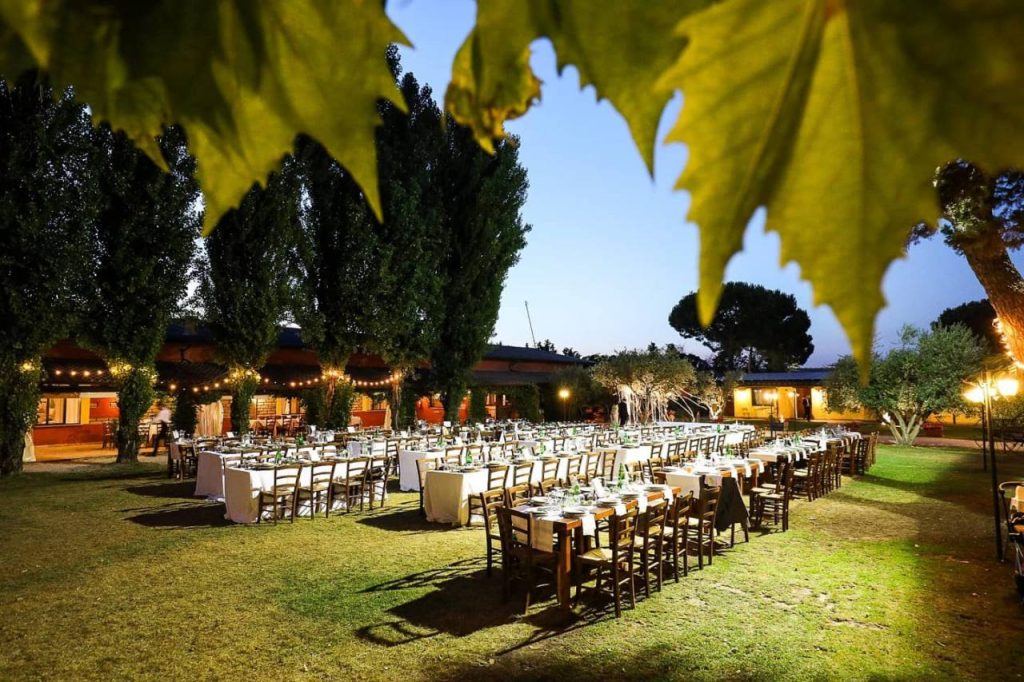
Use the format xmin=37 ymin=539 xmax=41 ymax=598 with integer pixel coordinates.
xmin=387 ymin=1 xmax=1012 ymax=365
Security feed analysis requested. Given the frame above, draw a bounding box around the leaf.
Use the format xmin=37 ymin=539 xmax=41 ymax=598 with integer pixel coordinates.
xmin=446 ymin=1 xmax=707 ymax=172
xmin=0 ymin=0 xmax=408 ymax=232
xmin=661 ymin=0 xmax=1024 ymax=371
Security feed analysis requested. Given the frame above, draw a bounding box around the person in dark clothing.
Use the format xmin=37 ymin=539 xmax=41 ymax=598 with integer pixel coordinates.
xmin=151 ymin=401 xmax=172 ymax=456
xmin=802 ymin=396 xmax=812 ymax=421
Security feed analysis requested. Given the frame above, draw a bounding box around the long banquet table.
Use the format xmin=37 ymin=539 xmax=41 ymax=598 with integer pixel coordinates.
xmin=512 ymin=486 xmax=680 ymax=613
xmin=222 ymin=459 xmax=369 ymax=524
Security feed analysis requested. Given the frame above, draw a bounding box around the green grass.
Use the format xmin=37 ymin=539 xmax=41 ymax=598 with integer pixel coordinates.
xmin=2 ymin=447 xmax=1023 ymax=680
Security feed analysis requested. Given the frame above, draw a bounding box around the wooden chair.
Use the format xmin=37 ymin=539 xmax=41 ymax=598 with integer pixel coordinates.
xmin=687 ymin=486 xmax=720 ymax=569
xmin=560 ymin=454 xmax=584 ymax=487
xmin=662 ymin=492 xmax=694 ymax=582
xmin=257 ymin=464 xmax=300 ymax=523
xmin=503 ymin=483 xmax=532 ymax=508
xmin=331 ymin=455 xmax=369 ymax=513
xmin=479 ymin=488 xmax=506 ymax=577
xmin=536 ymin=459 xmax=560 ymax=495
xmin=469 ymin=465 xmax=509 ymax=524
xmin=366 ymin=454 xmax=390 ymax=509
xmin=511 ymin=461 xmax=535 ymax=489
xmin=415 ymin=457 xmax=439 ymax=515
xmin=495 ymin=507 xmax=557 ymax=612
xmin=296 ymin=461 xmax=335 ymax=519
xmin=793 ymin=453 xmax=820 ymax=501
xmin=102 ymin=419 xmax=116 ymax=449
xmin=600 ymin=450 xmax=617 ymax=481
xmin=634 ymin=498 xmax=669 ymax=597
xmin=574 ymin=506 xmax=638 ymax=617
xmin=444 ymin=445 xmax=465 ymax=467
xmin=752 ymin=460 xmax=794 ymax=532
xmin=581 ymin=452 xmax=601 ymax=484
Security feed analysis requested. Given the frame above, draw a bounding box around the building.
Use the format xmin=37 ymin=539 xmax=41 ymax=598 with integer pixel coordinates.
xmin=729 ymin=369 xmax=977 ymax=426
xmin=33 ymin=323 xmax=588 ymax=444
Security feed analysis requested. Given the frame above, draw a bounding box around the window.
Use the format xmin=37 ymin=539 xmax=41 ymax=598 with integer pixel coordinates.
xmin=752 ymin=389 xmax=776 ymax=407
xmin=36 ymin=397 xmax=82 ymax=425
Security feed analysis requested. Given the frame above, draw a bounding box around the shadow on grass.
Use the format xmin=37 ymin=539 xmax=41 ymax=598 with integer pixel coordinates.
xmin=126 ymin=479 xmax=198 ymax=500
xmin=356 ymin=504 xmax=459 ymax=534
xmin=123 ymin=501 xmax=230 ymax=529
xmin=356 ymin=556 xmax=614 ymax=650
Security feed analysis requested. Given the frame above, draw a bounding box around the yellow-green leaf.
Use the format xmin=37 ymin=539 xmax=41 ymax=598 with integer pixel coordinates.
xmin=446 ymin=1 xmax=706 ymax=172
xmin=0 ymin=0 xmax=408 ymax=231
xmin=661 ymin=0 xmax=1024 ymax=371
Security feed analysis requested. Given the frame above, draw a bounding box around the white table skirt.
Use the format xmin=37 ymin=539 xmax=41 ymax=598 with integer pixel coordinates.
xmin=422 ymin=458 xmax=576 ymax=526
xmin=399 ymin=449 xmax=444 ymax=491
xmin=664 ymin=471 xmax=702 ymax=500
xmin=423 ymin=469 xmax=488 ymax=525
xmin=194 ymin=451 xmax=240 ymax=499
xmin=612 ymin=445 xmax=653 ymax=474
xmin=223 ymin=461 xmax=365 ymax=524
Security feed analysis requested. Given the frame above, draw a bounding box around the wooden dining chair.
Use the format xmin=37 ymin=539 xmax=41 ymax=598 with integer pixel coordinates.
xmin=258 ymin=464 xmax=300 ymax=524
xmin=634 ymin=498 xmax=668 ymax=597
xmin=574 ymin=506 xmax=638 ymax=618
xmin=495 ymin=507 xmax=557 ymax=612
xmin=686 ymin=486 xmax=720 ymax=569
xmin=662 ymin=492 xmax=694 ymax=582
xmin=415 ymin=457 xmax=439 ymax=516
xmin=479 ymin=488 xmax=506 ymax=577
xmin=296 ymin=461 xmax=335 ymax=519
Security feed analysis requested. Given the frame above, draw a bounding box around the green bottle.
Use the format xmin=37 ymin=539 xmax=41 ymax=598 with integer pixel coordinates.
xmin=618 ymin=463 xmax=626 ymax=489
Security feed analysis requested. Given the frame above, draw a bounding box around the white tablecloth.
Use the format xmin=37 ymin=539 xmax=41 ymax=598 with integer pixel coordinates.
xmin=398 ymin=449 xmax=444 ymax=491
xmin=423 ymin=469 xmax=489 ymax=525
xmin=194 ymin=451 xmax=240 ymax=499
xmin=350 ymin=440 xmax=387 ymax=458
xmin=612 ymin=445 xmax=653 ymax=474
xmin=223 ymin=461 xmax=363 ymax=523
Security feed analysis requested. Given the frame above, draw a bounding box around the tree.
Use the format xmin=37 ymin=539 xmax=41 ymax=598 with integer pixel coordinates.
xmin=468 ymin=387 xmax=488 ymax=424
xmin=430 ymin=126 xmax=530 ymax=423
xmin=0 ymin=74 xmax=94 ymax=476
xmin=2 ymin=3 xmax=1022 ymax=374
xmin=933 ymin=299 xmax=999 ymax=356
xmin=198 ymin=160 xmax=301 ymax=435
xmin=292 ymin=51 xmax=444 ymax=429
xmin=592 ymin=347 xmax=696 ymax=424
xmin=545 ymin=365 xmax=611 ymax=421
xmin=81 ymin=124 xmax=199 ymax=462
xmin=561 ymin=347 xmax=581 ymax=359
xmin=912 ymin=163 xmax=1024 ymax=366
xmin=669 ymin=282 xmax=813 ymax=372
xmin=677 ymin=370 xmax=740 ymax=421
xmin=825 ymin=325 xmax=984 ymax=446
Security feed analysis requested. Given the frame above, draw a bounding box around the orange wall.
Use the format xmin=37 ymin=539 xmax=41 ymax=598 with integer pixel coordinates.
xmin=33 ymin=423 xmax=105 ymax=445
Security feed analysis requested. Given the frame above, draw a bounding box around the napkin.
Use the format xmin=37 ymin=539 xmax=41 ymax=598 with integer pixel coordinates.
xmin=582 ymin=513 xmax=597 ymax=537
xmin=533 ymin=516 xmax=556 ymax=552
xmin=614 ymin=503 xmax=627 ymax=516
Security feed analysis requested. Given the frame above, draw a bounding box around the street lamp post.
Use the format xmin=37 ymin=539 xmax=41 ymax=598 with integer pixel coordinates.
xmin=965 ymin=371 xmax=1019 ymax=561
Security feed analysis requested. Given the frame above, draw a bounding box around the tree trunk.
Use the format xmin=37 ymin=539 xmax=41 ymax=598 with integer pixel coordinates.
xmin=888 ymin=412 xmax=923 ymax=447
xmin=961 ymin=230 xmax=1024 ymax=365
xmin=0 ymin=363 xmax=40 ymax=477
xmin=115 ymin=366 xmax=155 ymax=463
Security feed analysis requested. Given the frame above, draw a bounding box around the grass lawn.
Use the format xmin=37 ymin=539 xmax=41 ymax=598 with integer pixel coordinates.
xmin=2 ymin=445 xmax=1023 ymax=681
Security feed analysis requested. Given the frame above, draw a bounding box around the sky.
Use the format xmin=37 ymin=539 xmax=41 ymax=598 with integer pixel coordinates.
xmin=386 ymin=0 xmax=1010 ymax=366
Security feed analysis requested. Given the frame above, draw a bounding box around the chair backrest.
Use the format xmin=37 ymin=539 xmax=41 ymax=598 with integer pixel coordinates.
xmin=564 ymin=454 xmax=583 ymax=482
xmin=368 ymin=454 xmax=389 ymax=482
xmin=666 ymin=491 xmax=694 ymax=531
xmin=479 ymin=488 xmax=505 ymax=532
xmin=487 ymin=464 xmax=509 ymax=489
xmin=309 ymin=461 xmax=335 ymax=487
xmin=609 ymin=506 xmax=639 ymax=554
xmin=583 ymin=452 xmax=600 ymax=479
xmin=273 ymin=464 xmax=300 ymax=492
xmin=700 ymin=486 xmax=721 ymax=525
xmin=444 ymin=446 xmax=465 ymax=466
xmin=600 ymin=450 xmax=617 ymax=479
xmin=504 ymin=483 xmax=531 ymax=508
xmin=640 ymin=497 xmax=668 ymax=540
xmin=466 ymin=443 xmax=483 ymax=460
xmin=540 ymin=458 xmax=559 ymax=481
xmin=512 ymin=461 xmax=535 ymax=486
xmin=416 ymin=457 xmax=438 ymax=487
xmin=345 ymin=456 xmax=369 ymax=482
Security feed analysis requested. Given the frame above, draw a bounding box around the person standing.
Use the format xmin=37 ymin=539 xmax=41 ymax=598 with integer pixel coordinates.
xmin=802 ymin=396 xmax=812 ymax=421
xmin=151 ymin=401 xmax=172 ymax=456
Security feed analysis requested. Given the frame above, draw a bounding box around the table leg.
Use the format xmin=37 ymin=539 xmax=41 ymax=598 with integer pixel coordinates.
xmin=556 ymin=526 xmax=572 ymax=612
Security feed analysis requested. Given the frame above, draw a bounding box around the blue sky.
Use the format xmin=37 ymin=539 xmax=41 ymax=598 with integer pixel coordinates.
xmin=387 ymin=0 xmax=1004 ymax=365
